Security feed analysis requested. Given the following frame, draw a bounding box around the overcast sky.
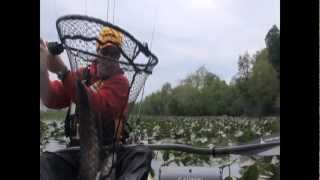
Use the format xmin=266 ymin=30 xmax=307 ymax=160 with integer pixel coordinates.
xmin=40 ymin=0 xmax=280 ymax=97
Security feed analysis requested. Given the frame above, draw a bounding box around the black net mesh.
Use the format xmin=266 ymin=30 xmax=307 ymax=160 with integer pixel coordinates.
xmin=55 ymin=15 xmax=158 ymax=104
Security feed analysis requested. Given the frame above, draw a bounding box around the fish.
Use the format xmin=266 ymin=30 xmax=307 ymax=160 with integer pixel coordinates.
xmin=76 ymin=79 xmax=103 ymax=180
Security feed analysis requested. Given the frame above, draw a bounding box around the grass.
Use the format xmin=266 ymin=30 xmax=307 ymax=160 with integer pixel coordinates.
xmin=40 ymin=110 xmax=67 ymax=121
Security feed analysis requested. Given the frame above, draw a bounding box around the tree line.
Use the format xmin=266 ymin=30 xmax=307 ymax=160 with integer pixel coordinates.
xmin=135 ymin=25 xmax=280 ymax=117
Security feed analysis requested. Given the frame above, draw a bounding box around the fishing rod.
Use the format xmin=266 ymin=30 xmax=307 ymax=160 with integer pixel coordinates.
xmin=56 ymin=139 xmax=280 ymax=156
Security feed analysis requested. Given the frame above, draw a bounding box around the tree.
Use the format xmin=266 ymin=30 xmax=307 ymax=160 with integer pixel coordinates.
xmin=139 ymin=25 xmax=281 ymax=117
xmin=265 ymin=25 xmax=280 ymax=77
xmin=181 ymin=66 xmax=230 ymax=115
xmin=200 ymin=76 xmax=229 ymax=115
xmin=161 ymin=82 xmax=172 ymax=94
xmin=231 ymin=52 xmax=255 ymax=115
xmin=182 ymin=65 xmax=214 ymax=90
xmin=141 ymin=92 xmax=162 ymax=115
xmin=171 ymin=84 xmax=202 ymax=115
xmin=160 ymin=82 xmax=174 ymax=115
xmin=247 ymin=50 xmax=279 ymax=116
xmin=226 ymin=85 xmax=246 ymax=116
xmin=237 ymin=52 xmax=253 ymax=81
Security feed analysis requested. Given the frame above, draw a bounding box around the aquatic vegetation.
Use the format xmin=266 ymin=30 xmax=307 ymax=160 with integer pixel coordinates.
xmin=40 ymin=115 xmax=280 ymax=179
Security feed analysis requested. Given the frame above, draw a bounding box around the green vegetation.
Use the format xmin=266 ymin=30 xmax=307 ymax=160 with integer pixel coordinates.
xmin=240 ymin=157 xmax=280 ymax=180
xmin=40 ymin=110 xmax=67 ymax=121
xmin=40 ymin=25 xmax=280 ymax=180
xmin=40 ymin=116 xmax=279 ymax=163
xmin=128 ymin=116 xmax=279 ymax=146
xmin=135 ymin=25 xmax=280 ymax=117
xmin=40 ymin=116 xmax=279 ymax=179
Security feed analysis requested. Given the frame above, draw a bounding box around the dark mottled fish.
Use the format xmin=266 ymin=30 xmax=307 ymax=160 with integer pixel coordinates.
xmin=76 ymin=80 xmax=103 ymax=180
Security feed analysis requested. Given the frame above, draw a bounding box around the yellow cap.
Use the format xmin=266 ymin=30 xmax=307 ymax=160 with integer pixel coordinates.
xmin=97 ymin=27 xmax=123 ymax=50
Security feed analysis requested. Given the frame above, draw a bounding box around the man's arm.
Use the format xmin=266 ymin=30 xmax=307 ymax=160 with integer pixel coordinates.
xmin=41 ymin=69 xmax=89 ymax=109
xmin=41 ymin=80 xmax=72 ymax=109
xmin=40 ymin=60 xmax=71 ymax=109
xmin=40 ymin=39 xmax=72 ymax=109
xmin=40 ymin=38 xmax=92 ymax=108
xmin=47 ymin=54 xmax=69 ymax=74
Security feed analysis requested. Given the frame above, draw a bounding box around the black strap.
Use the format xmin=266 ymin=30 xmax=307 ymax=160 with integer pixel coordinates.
xmin=83 ymin=66 xmax=91 ymax=86
xmin=64 ymin=106 xmax=71 ymax=137
xmin=211 ymin=147 xmax=216 ymax=157
xmin=64 ymin=104 xmax=77 ymax=140
xmin=57 ymin=68 xmax=70 ymax=82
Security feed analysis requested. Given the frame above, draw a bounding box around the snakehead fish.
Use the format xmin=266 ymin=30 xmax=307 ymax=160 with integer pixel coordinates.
xmin=76 ymin=80 xmax=103 ymax=180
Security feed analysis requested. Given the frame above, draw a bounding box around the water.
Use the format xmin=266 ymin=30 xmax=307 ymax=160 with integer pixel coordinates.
xmin=42 ymin=139 xmax=242 ymax=179
xmin=41 ymin=137 xmax=280 ymax=180
xmin=40 ymin=116 xmax=280 ymax=179
xmin=42 ymin=139 xmax=66 ymax=152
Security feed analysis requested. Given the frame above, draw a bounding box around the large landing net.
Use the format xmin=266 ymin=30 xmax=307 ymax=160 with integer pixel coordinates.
xmin=56 ymin=15 xmax=158 ymax=104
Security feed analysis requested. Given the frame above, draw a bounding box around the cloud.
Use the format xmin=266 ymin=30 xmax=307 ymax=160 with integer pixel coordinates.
xmin=41 ymin=0 xmax=280 ymax=96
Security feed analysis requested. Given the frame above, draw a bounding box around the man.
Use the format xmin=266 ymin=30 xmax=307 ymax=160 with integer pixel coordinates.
xmin=40 ymin=27 xmax=152 ymax=180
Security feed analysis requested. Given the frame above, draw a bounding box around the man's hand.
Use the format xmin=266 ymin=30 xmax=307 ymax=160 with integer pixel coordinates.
xmin=40 ymin=38 xmax=68 ymax=74
xmin=40 ymin=38 xmax=49 ymax=75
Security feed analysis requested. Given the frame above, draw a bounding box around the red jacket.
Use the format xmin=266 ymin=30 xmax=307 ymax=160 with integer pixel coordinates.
xmin=42 ymin=64 xmax=129 ymax=127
